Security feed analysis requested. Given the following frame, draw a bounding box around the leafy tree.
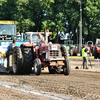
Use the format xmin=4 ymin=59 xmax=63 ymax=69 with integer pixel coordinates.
xmin=42 ymin=0 xmax=68 ymax=43
xmin=64 ymin=0 xmax=80 ymax=44
xmin=0 ymin=0 xmax=100 ymax=44
xmin=0 ymin=0 xmax=7 ymax=6
xmin=83 ymin=0 xmax=100 ymax=43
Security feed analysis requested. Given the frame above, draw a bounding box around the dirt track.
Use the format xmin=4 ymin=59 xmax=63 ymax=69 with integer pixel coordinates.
xmin=0 ymin=69 xmax=100 ymax=100
xmin=0 ymin=58 xmax=100 ymax=100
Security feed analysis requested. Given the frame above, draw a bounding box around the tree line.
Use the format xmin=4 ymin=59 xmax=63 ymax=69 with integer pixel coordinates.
xmin=0 ymin=0 xmax=100 ymax=44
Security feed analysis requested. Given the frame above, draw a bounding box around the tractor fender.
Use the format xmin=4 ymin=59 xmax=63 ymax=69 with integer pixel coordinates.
xmin=20 ymin=44 xmax=33 ymax=47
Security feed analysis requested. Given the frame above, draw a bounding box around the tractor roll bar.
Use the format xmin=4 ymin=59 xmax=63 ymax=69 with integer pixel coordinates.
xmin=25 ymin=32 xmax=52 ymax=43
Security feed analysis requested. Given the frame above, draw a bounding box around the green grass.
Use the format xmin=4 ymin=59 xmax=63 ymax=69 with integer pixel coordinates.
xmin=69 ymin=56 xmax=94 ymax=59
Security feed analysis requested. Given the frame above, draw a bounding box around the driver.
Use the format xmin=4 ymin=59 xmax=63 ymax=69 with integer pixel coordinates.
xmin=35 ymin=33 xmax=44 ymax=55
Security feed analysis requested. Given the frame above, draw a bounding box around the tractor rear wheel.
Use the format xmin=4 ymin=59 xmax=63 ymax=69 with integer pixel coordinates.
xmin=94 ymin=47 xmax=97 ymax=59
xmin=94 ymin=47 xmax=99 ymax=59
xmin=63 ymin=59 xmax=71 ymax=75
xmin=12 ymin=46 xmax=23 ymax=74
xmin=22 ymin=48 xmax=33 ymax=74
xmin=33 ymin=58 xmax=41 ymax=75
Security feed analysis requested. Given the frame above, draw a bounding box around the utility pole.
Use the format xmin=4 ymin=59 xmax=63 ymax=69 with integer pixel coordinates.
xmin=77 ymin=0 xmax=82 ymax=52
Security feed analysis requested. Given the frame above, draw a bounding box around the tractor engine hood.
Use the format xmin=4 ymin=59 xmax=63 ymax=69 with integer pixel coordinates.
xmin=39 ymin=44 xmax=60 ymax=51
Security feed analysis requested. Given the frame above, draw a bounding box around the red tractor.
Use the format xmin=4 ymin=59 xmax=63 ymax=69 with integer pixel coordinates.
xmin=11 ymin=32 xmax=71 ymax=75
xmin=94 ymin=38 xmax=100 ymax=59
xmin=80 ymin=41 xmax=93 ymax=56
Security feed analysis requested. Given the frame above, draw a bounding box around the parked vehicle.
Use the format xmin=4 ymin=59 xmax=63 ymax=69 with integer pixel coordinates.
xmin=0 ymin=21 xmax=29 ymax=72
xmin=62 ymin=40 xmax=78 ymax=56
xmin=94 ymin=38 xmax=100 ymax=59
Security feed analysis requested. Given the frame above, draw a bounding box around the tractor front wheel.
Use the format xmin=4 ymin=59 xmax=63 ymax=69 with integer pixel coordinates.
xmin=63 ymin=59 xmax=71 ymax=75
xmin=61 ymin=46 xmax=68 ymax=59
xmin=33 ymin=58 xmax=41 ymax=75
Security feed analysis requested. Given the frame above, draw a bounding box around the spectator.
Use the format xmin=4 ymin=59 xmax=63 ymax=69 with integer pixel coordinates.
xmin=82 ymin=45 xmax=89 ymax=69
xmin=10 ymin=39 xmax=17 ymax=51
